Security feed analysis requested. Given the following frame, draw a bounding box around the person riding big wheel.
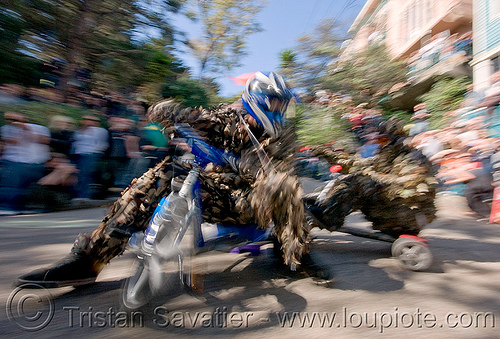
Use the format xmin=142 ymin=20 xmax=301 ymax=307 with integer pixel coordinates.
xmin=16 ymin=72 xmax=315 ymax=288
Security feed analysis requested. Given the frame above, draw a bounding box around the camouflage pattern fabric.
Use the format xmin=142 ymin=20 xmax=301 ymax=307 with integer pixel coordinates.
xmin=74 ymin=103 xmax=435 ymax=274
xmin=307 ymin=118 xmax=437 ymax=236
xmin=82 ymin=101 xmax=307 ymax=270
xmin=84 ymin=158 xmax=174 ymax=272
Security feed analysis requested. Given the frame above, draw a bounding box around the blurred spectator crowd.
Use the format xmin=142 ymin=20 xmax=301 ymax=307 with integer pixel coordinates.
xmin=405 ymin=30 xmax=472 ymax=82
xmin=407 ymin=71 xmax=500 ymax=222
xmin=0 ymin=98 xmax=171 ymax=212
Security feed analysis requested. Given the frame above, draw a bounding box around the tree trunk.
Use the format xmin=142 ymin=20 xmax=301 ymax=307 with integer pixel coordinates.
xmin=60 ymin=0 xmax=93 ymax=102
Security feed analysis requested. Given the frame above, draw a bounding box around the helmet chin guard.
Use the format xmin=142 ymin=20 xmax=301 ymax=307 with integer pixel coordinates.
xmin=241 ymin=72 xmax=293 ymax=138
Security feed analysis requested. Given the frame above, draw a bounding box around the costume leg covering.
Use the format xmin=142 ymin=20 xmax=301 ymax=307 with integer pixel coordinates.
xmin=82 ymin=157 xmax=175 ymax=272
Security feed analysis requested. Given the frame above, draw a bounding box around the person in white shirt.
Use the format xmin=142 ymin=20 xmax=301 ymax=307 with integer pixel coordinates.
xmin=71 ymin=115 xmax=109 ymax=199
xmin=27 ymin=123 xmax=51 ymax=164
xmin=0 ymin=113 xmax=51 ymax=210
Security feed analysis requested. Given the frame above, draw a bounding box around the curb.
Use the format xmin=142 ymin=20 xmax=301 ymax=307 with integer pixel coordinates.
xmin=0 ymin=197 xmax=117 ymax=216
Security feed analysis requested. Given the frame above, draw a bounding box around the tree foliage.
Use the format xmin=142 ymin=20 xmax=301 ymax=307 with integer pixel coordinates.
xmin=296 ymin=104 xmax=355 ymax=147
xmin=127 ymin=38 xmax=187 ymax=103
xmin=298 ymin=20 xmax=344 ymax=84
xmin=185 ymin=0 xmax=267 ymax=77
xmin=278 ymin=49 xmax=299 ymax=88
xmin=162 ymin=75 xmax=227 ymax=108
xmin=162 ymin=76 xmax=208 ymax=107
xmin=290 ymin=26 xmax=408 ymax=145
xmin=0 ymin=3 xmax=43 ymax=85
xmin=418 ymin=76 xmax=470 ymax=129
xmin=0 ymin=0 xmax=185 ymax=98
xmin=286 ymin=19 xmax=348 ymax=92
xmin=320 ymin=43 xmax=407 ymax=105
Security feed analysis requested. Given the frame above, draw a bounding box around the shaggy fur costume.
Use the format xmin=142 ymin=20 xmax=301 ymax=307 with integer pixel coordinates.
xmin=77 ymin=100 xmax=308 ymax=273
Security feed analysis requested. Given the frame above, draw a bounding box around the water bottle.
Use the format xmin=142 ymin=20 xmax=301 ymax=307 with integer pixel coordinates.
xmin=128 ymin=231 xmax=144 ymax=252
xmin=143 ymin=193 xmax=188 ymax=253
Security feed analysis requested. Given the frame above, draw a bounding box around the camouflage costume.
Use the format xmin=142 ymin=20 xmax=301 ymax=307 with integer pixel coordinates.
xmin=18 ymin=101 xmax=436 ymax=286
xmin=79 ymin=101 xmax=307 ymax=276
xmin=305 ymin=118 xmax=437 ymax=236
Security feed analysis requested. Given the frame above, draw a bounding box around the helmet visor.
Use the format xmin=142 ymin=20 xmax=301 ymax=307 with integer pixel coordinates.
xmin=267 ymin=97 xmax=289 ymax=113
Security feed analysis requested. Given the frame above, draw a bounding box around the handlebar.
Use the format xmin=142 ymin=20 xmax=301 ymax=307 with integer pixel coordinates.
xmin=174 ymin=123 xmax=239 ymax=171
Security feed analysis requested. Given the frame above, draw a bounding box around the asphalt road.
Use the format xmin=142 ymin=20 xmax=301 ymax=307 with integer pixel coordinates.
xmin=0 ymin=194 xmax=499 ymax=338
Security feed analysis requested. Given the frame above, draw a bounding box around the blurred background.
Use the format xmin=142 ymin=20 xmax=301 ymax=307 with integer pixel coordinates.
xmin=0 ymin=0 xmax=499 ymax=222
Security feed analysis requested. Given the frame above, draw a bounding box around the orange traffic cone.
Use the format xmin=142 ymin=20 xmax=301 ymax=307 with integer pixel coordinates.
xmin=489 ymin=187 xmax=500 ymax=223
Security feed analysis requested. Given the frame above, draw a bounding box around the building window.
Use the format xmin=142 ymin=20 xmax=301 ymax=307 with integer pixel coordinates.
xmin=415 ymin=0 xmax=421 ymax=29
xmin=490 ymin=0 xmax=500 ymax=19
xmin=424 ymin=0 xmax=432 ymax=24
xmin=409 ymin=2 xmax=418 ymax=38
xmin=402 ymin=8 xmax=409 ymax=43
xmin=493 ymin=55 xmax=500 ymax=73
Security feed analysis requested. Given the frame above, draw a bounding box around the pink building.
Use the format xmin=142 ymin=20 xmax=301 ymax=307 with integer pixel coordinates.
xmin=341 ymin=0 xmax=473 ymax=109
xmin=343 ymin=0 xmax=472 ymax=60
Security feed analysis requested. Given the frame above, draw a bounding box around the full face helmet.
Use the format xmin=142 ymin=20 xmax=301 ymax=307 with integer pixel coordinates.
xmin=241 ymin=71 xmax=293 ymax=138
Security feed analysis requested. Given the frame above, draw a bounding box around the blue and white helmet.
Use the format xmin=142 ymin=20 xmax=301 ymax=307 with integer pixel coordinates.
xmin=241 ymin=71 xmax=293 ymax=138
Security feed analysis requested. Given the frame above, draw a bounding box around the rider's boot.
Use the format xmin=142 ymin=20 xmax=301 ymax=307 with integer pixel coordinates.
xmin=273 ymin=236 xmax=332 ymax=282
xmin=298 ymin=253 xmax=333 ymax=282
xmin=15 ymin=159 xmax=173 ymax=289
xmin=15 ymin=234 xmax=102 ymax=288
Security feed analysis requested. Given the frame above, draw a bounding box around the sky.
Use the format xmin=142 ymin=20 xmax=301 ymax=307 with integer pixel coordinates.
xmin=173 ymin=0 xmax=364 ymax=97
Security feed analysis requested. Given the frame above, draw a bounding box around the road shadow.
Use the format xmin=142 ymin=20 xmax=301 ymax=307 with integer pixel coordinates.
xmin=308 ymin=233 xmax=406 ymax=292
xmin=119 ymin=249 xmax=310 ymax=334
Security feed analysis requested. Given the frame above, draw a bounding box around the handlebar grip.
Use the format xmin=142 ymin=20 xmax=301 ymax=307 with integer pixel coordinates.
xmin=175 ymin=123 xmax=239 ymax=170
